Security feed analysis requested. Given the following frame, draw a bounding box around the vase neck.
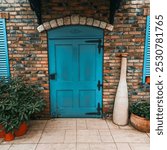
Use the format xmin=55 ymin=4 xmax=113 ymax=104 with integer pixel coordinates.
xmin=120 ymin=57 xmax=127 ymax=79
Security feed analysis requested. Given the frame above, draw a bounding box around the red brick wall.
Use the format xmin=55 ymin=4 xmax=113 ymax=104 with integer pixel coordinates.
xmin=0 ymin=0 xmax=150 ymax=118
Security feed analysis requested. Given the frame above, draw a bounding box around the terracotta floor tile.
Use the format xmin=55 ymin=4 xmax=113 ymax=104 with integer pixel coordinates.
xmin=8 ymin=144 xmax=36 ymax=150
xmin=116 ymin=143 xmax=131 ymax=150
xmin=111 ymin=129 xmax=149 ymax=143
xmin=29 ymin=120 xmax=47 ymax=130
xmin=90 ymin=143 xmax=117 ymax=150
xmin=77 ymin=135 xmax=101 ymax=143
xmin=77 ymin=144 xmax=90 ymax=150
xmin=77 ymin=119 xmax=87 ymax=130
xmin=0 ymin=144 xmax=11 ymax=150
xmin=0 ymin=119 xmax=150 ymax=149
xmin=39 ymin=129 xmax=65 ymax=143
xmin=36 ymin=144 xmax=76 ymax=150
xmin=66 ymin=130 xmax=77 ymax=135
xmin=64 ymin=135 xmax=76 ymax=143
xmin=77 ymin=130 xmax=99 ymax=136
xmin=46 ymin=119 xmax=76 ymax=129
xmin=100 ymin=135 xmax=114 ymax=143
xmin=129 ymin=143 xmax=150 ymax=150
xmin=98 ymin=130 xmax=111 ymax=136
xmin=86 ymin=119 xmax=108 ymax=130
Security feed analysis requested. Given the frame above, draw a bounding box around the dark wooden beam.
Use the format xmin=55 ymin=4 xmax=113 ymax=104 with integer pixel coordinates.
xmin=28 ymin=0 xmax=42 ymax=25
xmin=110 ymin=0 xmax=122 ymax=24
xmin=28 ymin=0 xmax=121 ymax=25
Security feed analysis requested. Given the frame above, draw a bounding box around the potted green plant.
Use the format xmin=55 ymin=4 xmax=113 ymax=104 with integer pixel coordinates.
xmin=0 ymin=79 xmax=19 ymax=140
xmin=0 ymin=114 xmax=19 ymax=141
xmin=0 ymin=77 xmax=46 ymax=140
xmin=130 ymin=100 xmax=150 ymax=132
xmin=13 ymin=79 xmax=46 ymax=136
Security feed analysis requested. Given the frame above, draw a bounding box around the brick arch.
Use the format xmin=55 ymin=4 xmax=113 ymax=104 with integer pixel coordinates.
xmin=37 ymin=15 xmax=113 ymax=33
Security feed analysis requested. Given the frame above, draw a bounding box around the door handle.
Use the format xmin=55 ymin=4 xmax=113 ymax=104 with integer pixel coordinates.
xmin=97 ymin=80 xmax=103 ymax=91
xmin=49 ymin=73 xmax=56 ymax=80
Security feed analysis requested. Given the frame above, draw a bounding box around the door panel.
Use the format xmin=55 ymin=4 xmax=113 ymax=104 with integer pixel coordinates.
xmin=56 ymin=45 xmax=73 ymax=81
xmin=79 ymin=90 xmax=96 ymax=108
xmin=79 ymin=44 xmax=96 ymax=81
xmin=57 ymin=90 xmax=73 ymax=108
xmin=49 ymin=38 xmax=103 ymax=118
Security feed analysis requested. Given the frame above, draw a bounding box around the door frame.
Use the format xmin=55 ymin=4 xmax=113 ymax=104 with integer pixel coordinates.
xmin=47 ymin=25 xmax=104 ymax=118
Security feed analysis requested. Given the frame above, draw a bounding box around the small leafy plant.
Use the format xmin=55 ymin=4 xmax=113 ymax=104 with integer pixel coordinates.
xmin=0 ymin=77 xmax=46 ymax=133
xmin=130 ymin=100 xmax=150 ymax=120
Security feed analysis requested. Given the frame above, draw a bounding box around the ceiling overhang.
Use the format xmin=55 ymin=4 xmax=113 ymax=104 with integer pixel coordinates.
xmin=28 ymin=0 xmax=122 ymax=25
xmin=28 ymin=0 xmax=42 ymax=24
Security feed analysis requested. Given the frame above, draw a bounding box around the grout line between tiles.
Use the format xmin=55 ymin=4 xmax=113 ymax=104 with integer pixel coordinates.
xmin=128 ymin=142 xmax=133 ymax=150
xmin=34 ymin=120 xmax=48 ymax=150
xmin=97 ymin=129 xmax=102 ymax=143
xmin=115 ymin=143 xmax=119 ymax=150
xmin=107 ymin=119 xmax=120 ymax=150
xmin=105 ymin=120 xmax=116 ymax=142
xmin=7 ymin=143 xmax=13 ymax=150
xmin=89 ymin=143 xmax=91 ymax=150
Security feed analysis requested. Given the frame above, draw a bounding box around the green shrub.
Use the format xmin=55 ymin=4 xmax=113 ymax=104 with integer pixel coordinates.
xmin=0 ymin=77 xmax=46 ymax=133
xmin=130 ymin=101 xmax=150 ymax=120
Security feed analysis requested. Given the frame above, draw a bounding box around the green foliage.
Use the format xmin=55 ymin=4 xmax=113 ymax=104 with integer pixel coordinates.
xmin=130 ymin=100 xmax=150 ymax=120
xmin=0 ymin=77 xmax=46 ymax=133
xmin=0 ymin=113 xmax=20 ymax=133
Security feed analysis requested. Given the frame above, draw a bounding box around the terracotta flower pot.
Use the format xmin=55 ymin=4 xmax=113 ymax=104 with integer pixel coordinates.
xmin=0 ymin=124 xmax=3 ymax=129
xmin=0 ymin=125 xmax=5 ymax=138
xmin=0 ymin=130 xmax=5 ymax=138
xmin=15 ymin=122 xmax=28 ymax=137
xmin=130 ymin=113 xmax=150 ymax=133
xmin=146 ymin=76 xmax=150 ymax=84
xmin=4 ymin=132 xmax=15 ymax=141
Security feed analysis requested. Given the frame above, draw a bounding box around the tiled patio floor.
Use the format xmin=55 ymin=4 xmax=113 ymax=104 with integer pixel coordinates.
xmin=0 ymin=119 xmax=150 ymax=150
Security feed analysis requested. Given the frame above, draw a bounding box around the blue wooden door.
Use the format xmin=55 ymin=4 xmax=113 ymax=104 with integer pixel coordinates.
xmin=48 ymin=26 xmax=103 ymax=118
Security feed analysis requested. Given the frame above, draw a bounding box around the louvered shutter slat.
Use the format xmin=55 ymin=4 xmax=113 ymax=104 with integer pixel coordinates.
xmin=142 ymin=16 xmax=150 ymax=83
xmin=0 ymin=19 xmax=10 ymax=79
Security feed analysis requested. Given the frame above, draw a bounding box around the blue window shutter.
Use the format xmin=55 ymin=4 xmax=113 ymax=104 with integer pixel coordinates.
xmin=0 ymin=19 xmax=10 ymax=78
xmin=142 ymin=16 xmax=150 ymax=83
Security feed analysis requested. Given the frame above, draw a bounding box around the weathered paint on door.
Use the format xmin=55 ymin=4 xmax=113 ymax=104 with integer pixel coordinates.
xmin=48 ymin=26 xmax=103 ymax=117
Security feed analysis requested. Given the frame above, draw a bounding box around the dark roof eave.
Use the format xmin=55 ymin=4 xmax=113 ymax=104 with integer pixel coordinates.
xmin=28 ymin=0 xmax=122 ymax=25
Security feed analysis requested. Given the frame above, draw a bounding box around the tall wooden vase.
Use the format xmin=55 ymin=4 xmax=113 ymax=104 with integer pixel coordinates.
xmin=113 ymin=53 xmax=129 ymax=125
